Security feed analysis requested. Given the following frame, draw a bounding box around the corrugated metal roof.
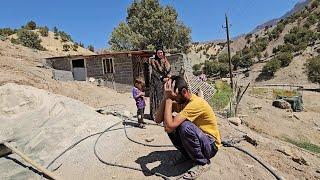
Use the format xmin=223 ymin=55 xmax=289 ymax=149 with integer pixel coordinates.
xmin=45 ymin=50 xmax=155 ymax=60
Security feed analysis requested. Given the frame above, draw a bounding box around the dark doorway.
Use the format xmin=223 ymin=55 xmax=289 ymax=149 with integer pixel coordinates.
xmin=72 ymin=59 xmax=84 ymax=67
xmin=72 ymin=59 xmax=86 ymax=81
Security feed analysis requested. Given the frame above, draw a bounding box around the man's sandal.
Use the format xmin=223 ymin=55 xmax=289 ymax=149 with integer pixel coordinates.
xmin=138 ymin=123 xmax=146 ymax=129
xmin=183 ymin=163 xmax=211 ymax=179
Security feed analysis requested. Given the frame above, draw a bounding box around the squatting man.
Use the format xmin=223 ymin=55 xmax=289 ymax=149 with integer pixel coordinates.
xmin=155 ymin=75 xmax=221 ymax=179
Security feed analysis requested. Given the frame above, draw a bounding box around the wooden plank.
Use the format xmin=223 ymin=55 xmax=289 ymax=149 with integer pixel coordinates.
xmin=3 ymin=142 xmax=62 ymax=180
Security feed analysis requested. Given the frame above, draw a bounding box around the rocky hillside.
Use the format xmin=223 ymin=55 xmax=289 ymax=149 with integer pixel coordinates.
xmin=251 ymin=0 xmax=311 ymax=33
xmin=189 ymin=0 xmax=320 ymax=88
xmin=0 ymin=22 xmax=96 ymax=56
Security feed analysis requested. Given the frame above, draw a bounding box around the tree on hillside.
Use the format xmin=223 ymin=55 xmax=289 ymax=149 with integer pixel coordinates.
xmin=88 ymin=45 xmax=95 ymax=52
xmin=59 ymin=31 xmax=73 ymax=42
xmin=192 ymin=64 xmax=201 ymax=72
xmin=17 ymin=29 xmax=45 ymax=50
xmin=262 ymin=58 xmax=281 ymax=76
xmin=109 ymin=0 xmax=191 ymax=52
xmin=305 ymin=56 xmax=320 ymax=85
xmin=311 ymin=0 xmax=319 ymax=9
xmin=0 ymin=28 xmax=16 ymax=37
xmin=218 ymin=53 xmax=229 ymax=63
xmin=231 ymin=53 xmax=241 ymax=70
xmin=25 ymin=21 xmax=37 ymax=30
xmin=53 ymin=27 xmax=59 ymax=39
xmin=39 ymin=26 xmax=49 ymax=37
xmin=276 ymin=52 xmax=293 ymax=67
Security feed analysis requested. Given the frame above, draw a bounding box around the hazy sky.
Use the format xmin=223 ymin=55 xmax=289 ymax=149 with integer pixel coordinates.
xmin=0 ymin=0 xmax=300 ymax=49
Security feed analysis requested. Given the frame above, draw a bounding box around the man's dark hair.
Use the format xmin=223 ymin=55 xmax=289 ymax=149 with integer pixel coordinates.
xmin=171 ymin=75 xmax=188 ymax=93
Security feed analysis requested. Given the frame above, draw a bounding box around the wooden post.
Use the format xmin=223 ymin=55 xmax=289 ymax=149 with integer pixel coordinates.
xmin=3 ymin=142 xmax=62 ymax=180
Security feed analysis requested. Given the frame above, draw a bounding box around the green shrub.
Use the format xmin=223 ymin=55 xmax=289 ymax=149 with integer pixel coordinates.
xmin=39 ymin=26 xmax=49 ymax=37
xmin=231 ymin=53 xmax=241 ymax=70
xmin=79 ymin=42 xmax=84 ymax=48
xmin=273 ymin=44 xmax=294 ymax=54
xmin=10 ymin=38 xmax=19 ymax=44
xmin=0 ymin=28 xmax=16 ymax=37
xmin=304 ymin=56 xmax=320 ymax=85
xmin=268 ymin=22 xmax=285 ymax=40
xmin=63 ymin=44 xmax=70 ymax=51
xmin=203 ymin=61 xmax=220 ymax=75
xmin=59 ymin=31 xmax=73 ymax=42
xmin=88 ymin=45 xmax=94 ymax=52
xmin=311 ymin=0 xmax=319 ymax=9
xmin=25 ymin=21 xmax=37 ymax=30
xmin=72 ymin=43 xmax=78 ymax=51
xmin=276 ymin=52 xmax=293 ymax=67
xmin=53 ymin=27 xmax=59 ymax=39
xmin=218 ymin=53 xmax=229 ymax=63
xmin=219 ymin=63 xmax=229 ymax=77
xmin=284 ymin=26 xmax=317 ymax=52
xmin=210 ymin=80 xmax=232 ymax=110
xmin=251 ymin=37 xmax=268 ymax=54
xmin=262 ymin=58 xmax=281 ymax=76
xmin=303 ymin=21 xmax=311 ymax=29
xmin=245 ymin=33 xmax=252 ymax=40
xmin=17 ymin=29 xmax=45 ymax=50
xmin=306 ymin=14 xmax=317 ymax=25
xmin=53 ymin=26 xmax=58 ymax=34
xmin=192 ymin=64 xmax=201 ymax=72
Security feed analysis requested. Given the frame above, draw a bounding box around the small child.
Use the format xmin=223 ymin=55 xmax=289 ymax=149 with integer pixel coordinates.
xmin=132 ymin=78 xmax=146 ymax=128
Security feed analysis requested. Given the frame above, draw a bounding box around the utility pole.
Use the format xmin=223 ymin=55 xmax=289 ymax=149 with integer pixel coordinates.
xmin=225 ymin=14 xmax=233 ymax=89
xmin=223 ymin=13 xmax=234 ymax=117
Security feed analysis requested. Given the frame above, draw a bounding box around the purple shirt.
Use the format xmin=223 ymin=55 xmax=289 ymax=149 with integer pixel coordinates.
xmin=132 ymin=87 xmax=146 ymax=109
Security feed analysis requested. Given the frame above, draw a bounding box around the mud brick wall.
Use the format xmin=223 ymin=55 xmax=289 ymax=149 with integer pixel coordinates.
xmin=113 ymin=54 xmax=134 ymax=85
xmin=86 ymin=57 xmax=104 ymax=77
xmin=50 ymin=59 xmax=71 ymax=71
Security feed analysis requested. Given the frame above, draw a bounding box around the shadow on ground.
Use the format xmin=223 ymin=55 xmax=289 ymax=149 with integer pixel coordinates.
xmin=255 ymin=72 xmax=273 ymax=82
xmin=135 ymin=150 xmax=192 ymax=178
xmin=132 ymin=114 xmax=153 ymax=120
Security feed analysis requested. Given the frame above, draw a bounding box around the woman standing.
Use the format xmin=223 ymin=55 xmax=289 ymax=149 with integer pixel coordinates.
xmin=149 ymin=49 xmax=171 ymax=119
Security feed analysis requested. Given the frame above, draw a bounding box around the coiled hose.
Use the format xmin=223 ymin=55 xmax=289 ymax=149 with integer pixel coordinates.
xmin=44 ymin=111 xmax=283 ymax=180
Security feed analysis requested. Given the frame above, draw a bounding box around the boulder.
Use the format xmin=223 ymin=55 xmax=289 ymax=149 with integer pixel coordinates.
xmin=272 ymin=99 xmax=291 ymax=109
xmin=228 ymin=117 xmax=242 ymax=126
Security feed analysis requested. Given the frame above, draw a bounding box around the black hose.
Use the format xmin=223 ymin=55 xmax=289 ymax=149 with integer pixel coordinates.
xmin=93 ymin=120 xmax=173 ymax=180
xmin=46 ymin=121 xmax=123 ymax=169
xmin=223 ymin=143 xmax=284 ymax=180
xmin=43 ymin=109 xmax=284 ymax=180
xmin=44 ymin=117 xmax=174 ymax=179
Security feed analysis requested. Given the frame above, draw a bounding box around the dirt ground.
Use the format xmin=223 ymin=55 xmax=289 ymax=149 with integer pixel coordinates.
xmin=1 ymin=84 xmax=319 ymax=180
xmin=1 ymin=40 xmax=320 ymax=180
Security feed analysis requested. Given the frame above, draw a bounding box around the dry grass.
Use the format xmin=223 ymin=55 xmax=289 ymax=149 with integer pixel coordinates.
xmin=272 ymin=89 xmax=299 ymax=98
